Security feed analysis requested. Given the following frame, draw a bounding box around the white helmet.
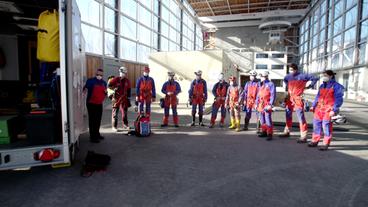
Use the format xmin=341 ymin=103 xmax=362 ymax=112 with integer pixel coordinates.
xmin=260 ymin=71 xmax=269 ymax=77
xmin=249 ymin=70 xmax=257 ymax=76
xmin=168 ymin=71 xmax=175 ymax=76
xmin=194 ymin=70 xmax=203 ymax=76
xmin=119 ymin=66 xmax=128 ymax=74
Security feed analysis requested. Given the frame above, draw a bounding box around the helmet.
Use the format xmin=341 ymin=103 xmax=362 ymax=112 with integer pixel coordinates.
xmin=260 ymin=71 xmax=269 ymax=77
xmin=168 ymin=71 xmax=175 ymax=76
xmin=194 ymin=70 xmax=202 ymax=76
xmin=331 ymin=114 xmax=347 ymax=125
xmin=119 ymin=66 xmax=128 ymax=73
xmin=249 ymin=70 xmax=257 ymax=76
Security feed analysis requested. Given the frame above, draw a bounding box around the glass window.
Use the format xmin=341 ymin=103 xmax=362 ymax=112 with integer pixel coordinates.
xmin=121 ymin=15 xmax=137 ymax=39
xmin=170 ymin=14 xmax=177 ymax=29
xmin=332 ymin=34 xmax=342 ymax=52
xmin=319 ymin=29 xmax=325 ymax=44
xmin=334 ymin=0 xmax=343 ymax=18
xmin=360 ymin=19 xmax=368 ymax=42
xmin=345 ymin=6 xmax=357 ymax=29
xmin=344 ymin=26 xmax=356 ymax=47
xmin=160 ymin=37 xmax=169 ymax=51
xmin=82 ymin=24 xmax=102 ymax=54
xmin=256 ymin=54 xmax=269 ymax=58
xmin=121 ymin=0 xmax=137 ymax=19
xmin=358 ymin=43 xmax=367 ymax=64
xmin=104 ymin=32 xmax=116 ymax=57
xmin=105 ymin=7 xmax=116 ymax=33
xmin=153 ymin=16 xmax=159 ymax=32
xmin=271 ymin=54 xmax=285 ymax=58
xmin=161 ymin=22 xmax=169 ymax=37
xmin=333 ymin=16 xmax=343 ymax=35
xmin=120 ymin=37 xmax=136 ymax=61
xmin=105 ymin=0 xmax=116 ymax=8
xmin=342 ymin=47 xmax=354 ymax=67
xmin=331 ymin=52 xmax=341 ymax=69
xmin=363 ymin=0 xmax=368 ymax=19
xmin=320 ymin=0 xmax=326 ymax=14
xmin=161 ymin=6 xmax=169 ymax=22
xmin=138 ymin=25 xmax=151 ymax=46
xmin=271 ymin=65 xmax=284 ymax=69
xmin=312 ymin=34 xmax=319 ymax=48
xmin=345 ymin=0 xmax=357 ymax=9
xmin=139 ymin=5 xmax=151 ymax=28
xmin=169 ymin=1 xmax=180 ymax=16
xmin=153 ymin=0 xmax=159 ymax=15
xmin=137 ymin=44 xmax=150 ymax=63
xmin=169 ymin=41 xmax=177 ymax=51
xmin=141 ymin=0 xmax=152 ymax=10
xmin=169 ymin=26 xmax=176 ymax=42
xmin=77 ymin=0 xmax=101 ymax=26
xmin=256 ymin=64 xmax=268 ymax=69
xmin=320 ymin=14 xmax=326 ymax=29
xmin=152 ymin=32 xmax=158 ymax=49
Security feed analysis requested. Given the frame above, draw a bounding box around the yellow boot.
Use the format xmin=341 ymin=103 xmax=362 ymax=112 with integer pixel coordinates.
xmin=235 ymin=120 xmax=241 ymax=132
xmin=229 ymin=118 xmax=235 ymax=129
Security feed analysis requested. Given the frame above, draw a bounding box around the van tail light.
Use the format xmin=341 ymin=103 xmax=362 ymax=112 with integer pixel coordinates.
xmin=34 ymin=149 xmax=60 ymax=162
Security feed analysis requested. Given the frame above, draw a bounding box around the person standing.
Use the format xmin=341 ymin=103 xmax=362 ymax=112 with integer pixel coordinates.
xmin=279 ymin=63 xmax=319 ymax=143
xmin=83 ymin=69 xmax=107 ymax=143
xmin=136 ymin=67 xmax=156 ymax=119
xmin=308 ymin=70 xmax=344 ymax=150
xmin=108 ymin=66 xmax=131 ymax=132
xmin=226 ymin=76 xmax=242 ymax=132
xmin=240 ymin=70 xmax=259 ymax=130
xmin=189 ymin=70 xmax=207 ymax=126
xmin=209 ymin=73 xmax=229 ymax=128
xmin=256 ymin=71 xmax=276 ymax=141
xmin=161 ymin=72 xmax=181 ymax=127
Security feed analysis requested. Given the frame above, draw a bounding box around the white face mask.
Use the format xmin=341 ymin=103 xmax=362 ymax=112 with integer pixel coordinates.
xmin=260 ymin=77 xmax=266 ymax=82
xmin=169 ymin=76 xmax=174 ymax=81
xmin=96 ymin=75 xmax=103 ymax=80
xmin=230 ymin=81 xmax=234 ymax=86
xmin=143 ymin=72 xmax=149 ymax=77
xmin=120 ymin=72 xmax=126 ymax=78
xmin=196 ymin=76 xmax=201 ymax=80
xmin=322 ymin=76 xmax=330 ymax=82
xmin=250 ymin=76 xmax=255 ymax=81
xmin=290 ymin=70 xmax=297 ymax=75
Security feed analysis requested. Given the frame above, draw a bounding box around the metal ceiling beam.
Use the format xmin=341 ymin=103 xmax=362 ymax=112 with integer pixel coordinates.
xmin=199 ymin=9 xmax=308 ymax=22
xmin=202 ymin=16 xmax=301 ymax=28
xmin=205 ymin=0 xmax=215 ymax=16
xmin=198 ymin=3 xmax=310 ymax=14
xmin=190 ymin=0 xmax=224 ymax=5
xmin=193 ymin=0 xmax=309 ymax=12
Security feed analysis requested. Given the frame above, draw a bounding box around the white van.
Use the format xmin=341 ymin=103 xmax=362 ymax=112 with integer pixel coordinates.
xmin=0 ymin=0 xmax=86 ymax=170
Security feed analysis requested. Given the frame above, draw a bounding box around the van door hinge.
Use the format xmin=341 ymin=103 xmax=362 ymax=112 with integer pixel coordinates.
xmin=64 ymin=122 xmax=70 ymax=133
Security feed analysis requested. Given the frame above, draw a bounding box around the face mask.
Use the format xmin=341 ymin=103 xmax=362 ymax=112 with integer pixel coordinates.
xmin=143 ymin=72 xmax=149 ymax=77
xmin=169 ymin=76 xmax=174 ymax=81
xmin=120 ymin=73 xmax=126 ymax=78
xmin=290 ymin=70 xmax=297 ymax=75
xmin=260 ymin=77 xmax=266 ymax=82
xmin=250 ymin=76 xmax=255 ymax=81
xmin=96 ymin=75 xmax=103 ymax=80
xmin=196 ymin=76 xmax=201 ymax=80
xmin=230 ymin=81 xmax=234 ymax=86
xmin=322 ymin=76 xmax=329 ymax=82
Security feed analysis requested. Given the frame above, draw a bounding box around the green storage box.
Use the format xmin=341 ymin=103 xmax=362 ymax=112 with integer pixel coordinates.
xmin=0 ymin=115 xmax=19 ymax=144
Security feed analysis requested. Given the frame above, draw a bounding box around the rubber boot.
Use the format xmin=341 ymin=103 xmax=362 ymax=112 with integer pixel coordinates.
xmin=279 ymin=128 xmax=290 ymax=138
xmin=199 ymin=114 xmax=205 ymax=126
xmin=243 ymin=117 xmax=250 ymax=131
xmin=229 ymin=119 xmax=235 ymax=129
xmin=191 ymin=115 xmax=196 ymax=126
xmin=235 ymin=120 xmax=241 ymax=132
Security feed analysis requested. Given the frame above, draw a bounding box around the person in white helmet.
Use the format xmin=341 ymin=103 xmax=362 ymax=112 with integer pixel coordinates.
xmin=240 ymin=70 xmax=259 ymax=130
xmin=225 ymin=76 xmax=243 ymax=132
xmin=108 ymin=66 xmax=131 ymax=131
xmin=188 ymin=70 xmax=207 ymax=126
xmin=256 ymin=71 xmax=276 ymax=141
xmin=161 ymin=71 xmax=181 ymax=127
xmin=209 ymin=73 xmax=229 ymax=128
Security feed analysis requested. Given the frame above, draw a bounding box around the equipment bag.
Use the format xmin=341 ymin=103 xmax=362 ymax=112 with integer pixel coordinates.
xmin=37 ymin=10 xmax=60 ymax=62
xmin=159 ymin=98 xmax=165 ymax=108
xmin=134 ymin=114 xmax=151 ymax=137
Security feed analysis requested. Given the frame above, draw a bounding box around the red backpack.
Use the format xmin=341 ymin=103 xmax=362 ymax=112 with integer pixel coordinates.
xmin=134 ymin=114 xmax=151 ymax=137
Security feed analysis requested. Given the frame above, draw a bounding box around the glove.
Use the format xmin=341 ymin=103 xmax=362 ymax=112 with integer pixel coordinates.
xmin=309 ymin=107 xmax=314 ymax=112
xmin=167 ymin=92 xmax=173 ymax=95
xmin=264 ymin=105 xmax=272 ymax=111
xmin=329 ymin=111 xmax=335 ymax=117
xmin=135 ymin=96 xmax=139 ymax=102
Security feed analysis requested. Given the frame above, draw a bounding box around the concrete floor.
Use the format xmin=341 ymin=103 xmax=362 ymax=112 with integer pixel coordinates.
xmin=1 ymin=104 xmax=368 ymax=207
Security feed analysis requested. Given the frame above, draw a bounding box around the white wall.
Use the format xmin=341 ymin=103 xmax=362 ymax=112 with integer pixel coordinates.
xmin=0 ymin=35 xmax=19 ymax=80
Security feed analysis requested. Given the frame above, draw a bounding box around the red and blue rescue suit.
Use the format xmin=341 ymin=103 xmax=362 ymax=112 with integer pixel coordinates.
xmin=311 ymin=79 xmax=344 ymax=145
xmin=241 ymin=80 xmax=259 ymax=122
xmin=108 ymin=77 xmax=131 ymax=128
xmin=189 ymin=79 xmax=207 ymax=118
xmin=161 ymin=80 xmax=181 ymax=125
xmin=210 ymin=81 xmax=229 ymax=125
xmin=284 ymin=72 xmax=318 ymax=137
xmin=256 ymin=80 xmax=276 ymax=135
xmin=136 ymin=76 xmax=156 ymax=118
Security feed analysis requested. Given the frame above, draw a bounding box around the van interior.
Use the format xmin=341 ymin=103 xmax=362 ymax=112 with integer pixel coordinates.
xmin=0 ymin=0 xmax=62 ymax=148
